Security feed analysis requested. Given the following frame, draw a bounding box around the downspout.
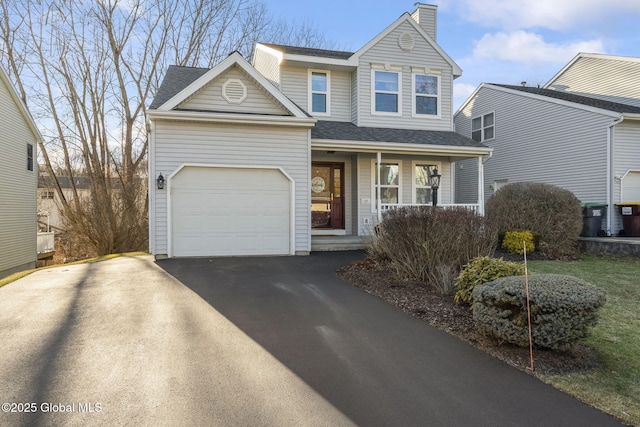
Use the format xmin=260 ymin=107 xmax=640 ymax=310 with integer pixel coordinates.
xmin=478 ymin=152 xmax=493 ymax=215
xmin=377 ymin=152 xmax=382 ymax=223
xmin=607 ymin=116 xmax=624 ymax=235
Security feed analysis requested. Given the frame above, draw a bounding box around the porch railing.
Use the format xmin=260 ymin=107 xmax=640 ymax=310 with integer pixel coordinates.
xmin=380 ymin=203 xmax=480 ymax=213
xmin=37 ymin=232 xmax=55 ymax=254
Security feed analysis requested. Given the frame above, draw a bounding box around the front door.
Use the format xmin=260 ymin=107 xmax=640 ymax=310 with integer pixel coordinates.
xmin=311 ymin=162 xmax=345 ymax=229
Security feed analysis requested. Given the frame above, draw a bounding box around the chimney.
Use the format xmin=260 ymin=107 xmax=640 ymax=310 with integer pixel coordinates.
xmin=411 ymin=3 xmax=438 ymax=41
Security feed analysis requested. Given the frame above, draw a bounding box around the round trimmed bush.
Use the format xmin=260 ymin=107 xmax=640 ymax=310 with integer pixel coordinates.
xmin=454 ymin=256 xmax=525 ymax=305
xmin=472 ymin=274 xmax=606 ymax=351
xmin=501 ymin=230 xmax=535 ymax=255
xmin=486 ymin=182 xmax=582 ymax=259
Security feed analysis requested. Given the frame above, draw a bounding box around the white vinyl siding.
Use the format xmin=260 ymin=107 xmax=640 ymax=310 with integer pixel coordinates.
xmin=356 ymin=153 xmax=452 ymax=234
xmin=281 ymin=65 xmax=352 ymax=121
xmin=0 ymin=74 xmax=37 ymax=277
xmin=455 ymin=85 xmax=612 ymax=211
xmin=547 ymin=56 xmax=640 ymax=108
xmin=179 ymin=66 xmax=288 ymax=116
xmin=151 ymin=121 xmax=310 ymax=255
xmin=612 ymin=121 xmax=640 ymax=232
xmin=356 ymin=20 xmax=453 ymax=130
xmin=253 ymin=47 xmax=281 ymax=88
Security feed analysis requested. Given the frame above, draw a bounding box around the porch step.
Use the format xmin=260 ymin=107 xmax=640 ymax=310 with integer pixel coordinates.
xmin=311 ymin=236 xmax=366 ymax=252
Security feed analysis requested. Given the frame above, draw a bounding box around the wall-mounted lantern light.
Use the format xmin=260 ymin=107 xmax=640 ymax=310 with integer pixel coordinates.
xmin=156 ymin=173 xmax=165 ymax=190
xmin=429 ymin=167 xmax=441 ymax=206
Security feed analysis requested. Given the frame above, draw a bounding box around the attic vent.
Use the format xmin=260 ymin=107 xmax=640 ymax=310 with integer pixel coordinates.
xmin=398 ymin=32 xmax=415 ymax=52
xmin=222 ymin=78 xmax=247 ymax=104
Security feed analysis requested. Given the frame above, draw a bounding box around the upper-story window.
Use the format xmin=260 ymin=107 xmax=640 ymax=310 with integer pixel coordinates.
xmin=309 ymin=70 xmax=330 ymax=115
xmin=372 ymin=70 xmax=402 ymax=115
xmin=413 ymin=74 xmax=439 ymax=117
xmin=27 ymin=143 xmax=34 ymax=171
xmin=472 ymin=112 xmax=495 ymax=142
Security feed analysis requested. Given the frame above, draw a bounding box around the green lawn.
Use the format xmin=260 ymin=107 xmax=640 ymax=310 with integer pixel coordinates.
xmin=529 ymin=255 xmax=640 ymax=426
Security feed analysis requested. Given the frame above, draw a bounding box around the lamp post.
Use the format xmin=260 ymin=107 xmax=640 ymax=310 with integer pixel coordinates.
xmin=429 ymin=167 xmax=441 ymax=206
xmin=156 ymin=173 xmax=165 ymax=190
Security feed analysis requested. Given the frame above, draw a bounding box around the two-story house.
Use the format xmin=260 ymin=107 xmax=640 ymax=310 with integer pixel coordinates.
xmin=454 ymin=53 xmax=640 ymax=236
xmin=0 ymin=65 xmax=42 ymax=278
xmin=147 ymin=4 xmax=491 ymax=258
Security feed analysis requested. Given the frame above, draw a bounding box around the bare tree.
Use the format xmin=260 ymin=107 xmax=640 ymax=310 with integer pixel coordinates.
xmin=0 ymin=0 xmax=334 ymax=255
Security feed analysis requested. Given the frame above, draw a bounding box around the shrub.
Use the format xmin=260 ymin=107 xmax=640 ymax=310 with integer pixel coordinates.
xmin=454 ymin=256 xmax=525 ymax=305
xmin=367 ymin=206 xmax=497 ymax=293
xmin=486 ymin=182 xmax=582 ymax=259
xmin=472 ymin=274 xmax=606 ymax=351
xmin=501 ymin=230 xmax=536 ymax=255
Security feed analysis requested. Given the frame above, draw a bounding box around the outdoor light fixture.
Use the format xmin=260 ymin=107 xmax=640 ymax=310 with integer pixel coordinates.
xmin=429 ymin=167 xmax=441 ymax=206
xmin=156 ymin=173 xmax=165 ymax=190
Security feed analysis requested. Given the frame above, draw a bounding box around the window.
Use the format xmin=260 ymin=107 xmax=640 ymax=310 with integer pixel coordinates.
xmin=309 ymin=71 xmax=330 ymax=115
xmin=372 ymin=161 xmax=402 ymax=210
xmin=27 ymin=143 xmax=34 ymax=171
xmin=413 ymin=74 xmax=439 ymax=116
xmin=472 ymin=112 xmax=495 ymax=142
xmin=373 ymin=70 xmax=401 ymax=114
xmin=413 ymin=163 xmax=438 ymax=204
xmin=41 ymin=191 xmax=55 ymax=199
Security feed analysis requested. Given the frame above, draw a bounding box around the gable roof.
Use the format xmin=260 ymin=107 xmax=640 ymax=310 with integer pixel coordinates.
xmin=149 ymin=66 xmax=209 ymax=110
xmin=255 ymin=12 xmax=462 ymax=77
xmin=149 ymin=52 xmax=311 ymax=120
xmin=0 ymin=65 xmax=43 ymax=143
xmin=491 ymin=84 xmax=640 ymax=115
xmin=544 ymin=52 xmax=640 ymax=90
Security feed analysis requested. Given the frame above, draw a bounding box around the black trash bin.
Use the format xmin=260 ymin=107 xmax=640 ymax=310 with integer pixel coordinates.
xmin=616 ymin=203 xmax=640 ymax=237
xmin=581 ymin=203 xmax=607 ymax=237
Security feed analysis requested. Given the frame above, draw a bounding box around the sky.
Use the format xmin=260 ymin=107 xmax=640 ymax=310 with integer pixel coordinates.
xmin=264 ymin=0 xmax=640 ymax=110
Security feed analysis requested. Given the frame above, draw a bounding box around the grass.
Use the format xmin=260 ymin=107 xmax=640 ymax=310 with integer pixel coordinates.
xmin=0 ymin=252 xmax=149 ymax=288
xmin=529 ymin=255 xmax=640 ymax=426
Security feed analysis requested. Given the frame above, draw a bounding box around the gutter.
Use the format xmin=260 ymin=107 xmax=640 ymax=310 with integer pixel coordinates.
xmin=607 ymin=115 xmax=624 ymax=235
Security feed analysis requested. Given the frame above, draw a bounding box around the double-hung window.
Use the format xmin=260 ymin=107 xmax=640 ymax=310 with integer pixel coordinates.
xmin=309 ymin=70 xmax=330 ymax=115
xmin=471 ymin=112 xmax=495 ymax=142
xmin=413 ymin=74 xmax=439 ymax=116
xmin=413 ymin=163 xmax=438 ymax=204
xmin=372 ymin=161 xmax=401 ymax=210
xmin=373 ymin=70 xmax=401 ymax=114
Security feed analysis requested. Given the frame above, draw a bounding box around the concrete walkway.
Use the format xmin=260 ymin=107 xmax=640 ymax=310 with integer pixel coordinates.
xmin=0 ymin=256 xmax=355 ymax=426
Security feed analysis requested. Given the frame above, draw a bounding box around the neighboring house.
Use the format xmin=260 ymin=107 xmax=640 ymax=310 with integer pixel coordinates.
xmin=147 ymin=4 xmax=491 ymax=258
xmin=37 ymin=174 xmax=91 ymax=231
xmin=0 ymin=65 xmax=42 ymax=278
xmin=545 ymin=53 xmax=640 ymax=108
xmin=454 ymin=53 xmax=640 ymax=235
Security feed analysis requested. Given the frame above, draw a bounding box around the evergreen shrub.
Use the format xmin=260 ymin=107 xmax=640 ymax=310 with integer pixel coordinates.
xmin=454 ymin=256 xmax=525 ymax=305
xmin=472 ymin=274 xmax=606 ymax=351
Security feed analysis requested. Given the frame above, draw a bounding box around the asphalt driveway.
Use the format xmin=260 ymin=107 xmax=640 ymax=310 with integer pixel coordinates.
xmin=0 ymin=252 xmax=623 ymax=426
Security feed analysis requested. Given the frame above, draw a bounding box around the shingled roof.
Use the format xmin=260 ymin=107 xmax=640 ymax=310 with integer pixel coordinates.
xmin=149 ymin=65 xmax=210 ymax=109
xmin=258 ymin=43 xmax=355 ymax=60
xmin=492 ymin=84 xmax=640 ymax=115
xmin=312 ymin=120 xmax=487 ymax=148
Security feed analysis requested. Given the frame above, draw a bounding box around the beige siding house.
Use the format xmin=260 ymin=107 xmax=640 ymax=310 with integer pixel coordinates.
xmin=454 ymin=56 xmax=640 ymax=235
xmin=0 ymin=65 xmax=42 ymax=278
xmin=148 ymin=4 xmax=490 ymax=258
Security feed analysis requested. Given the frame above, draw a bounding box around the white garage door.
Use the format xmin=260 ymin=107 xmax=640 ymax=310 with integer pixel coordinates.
xmin=171 ymin=166 xmax=291 ymax=256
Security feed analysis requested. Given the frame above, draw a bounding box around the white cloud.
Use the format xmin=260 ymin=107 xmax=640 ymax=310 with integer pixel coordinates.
xmin=454 ymin=0 xmax=640 ymax=31
xmin=473 ymin=31 xmax=605 ymax=65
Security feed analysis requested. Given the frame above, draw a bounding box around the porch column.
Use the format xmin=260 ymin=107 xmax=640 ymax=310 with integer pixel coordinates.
xmin=377 ymin=152 xmax=382 ymax=222
xmin=478 ymin=156 xmax=485 ymax=215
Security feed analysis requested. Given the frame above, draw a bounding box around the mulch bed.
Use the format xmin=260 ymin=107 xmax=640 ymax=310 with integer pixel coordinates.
xmin=336 ymin=257 xmax=599 ymax=376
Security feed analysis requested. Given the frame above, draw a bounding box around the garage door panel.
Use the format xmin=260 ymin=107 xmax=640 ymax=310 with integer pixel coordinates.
xmin=171 ymin=167 xmax=291 ymax=257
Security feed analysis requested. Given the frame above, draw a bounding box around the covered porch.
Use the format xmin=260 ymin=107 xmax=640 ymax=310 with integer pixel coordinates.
xmin=309 ymin=121 xmax=492 ymax=242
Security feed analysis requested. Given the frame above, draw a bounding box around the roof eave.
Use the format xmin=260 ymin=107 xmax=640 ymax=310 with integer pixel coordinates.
xmin=147 ymin=109 xmax=317 ymax=127
xmin=312 ymin=138 xmax=492 ymax=157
